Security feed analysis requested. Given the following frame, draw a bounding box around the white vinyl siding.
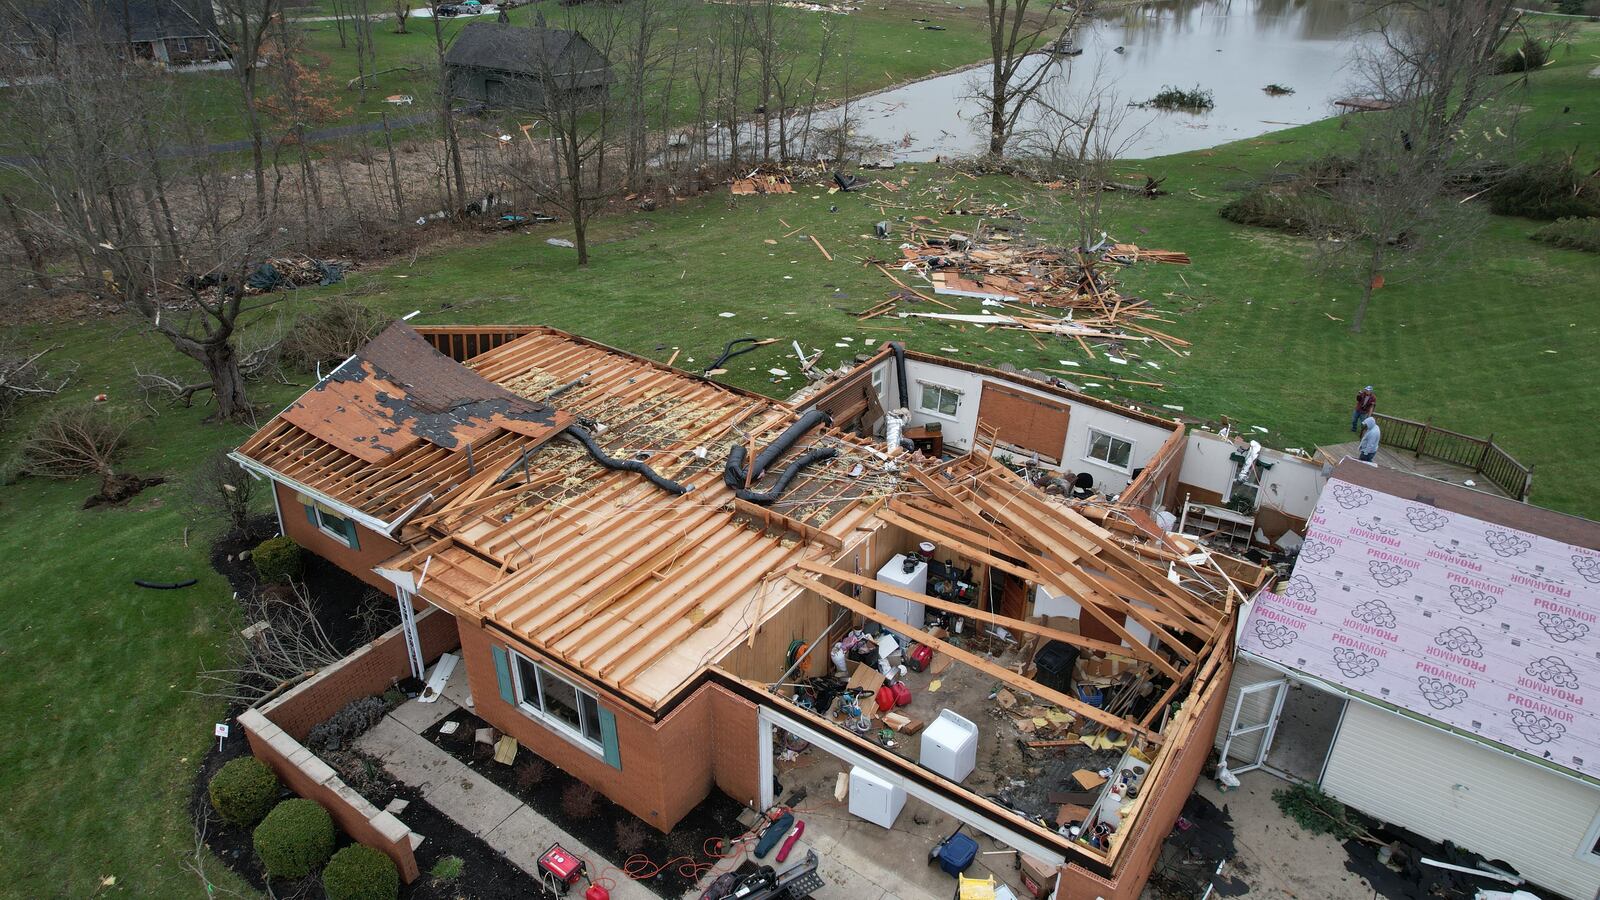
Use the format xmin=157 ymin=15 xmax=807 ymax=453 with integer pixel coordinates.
xmin=1321 ymin=701 xmax=1600 ymax=900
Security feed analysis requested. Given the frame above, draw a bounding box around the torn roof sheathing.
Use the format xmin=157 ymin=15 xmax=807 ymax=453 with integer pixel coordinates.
xmin=279 ymin=324 xmax=570 ymax=462
xmin=238 ymin=323 xmax=1231 ymax=717
xmin=1241 ymin=462 xmax=1600 ymax=777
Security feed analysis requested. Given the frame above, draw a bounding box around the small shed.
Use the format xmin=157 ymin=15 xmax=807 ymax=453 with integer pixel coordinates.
xmin=444 ymin=22 xmax=613 ymax=110
xmin=1220 ymin=460 xmax=1600 ymax=898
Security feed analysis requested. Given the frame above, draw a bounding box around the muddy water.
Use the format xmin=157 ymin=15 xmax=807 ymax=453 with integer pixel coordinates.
xmin=834 ymin=0 xmax=1373 ymax=160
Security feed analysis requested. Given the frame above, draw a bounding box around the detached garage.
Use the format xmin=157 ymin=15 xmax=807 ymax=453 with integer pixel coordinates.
xmin=1218 ymin=461 xmax=1600 ymax=899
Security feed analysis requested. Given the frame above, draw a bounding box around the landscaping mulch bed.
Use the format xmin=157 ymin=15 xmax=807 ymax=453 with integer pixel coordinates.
xmin=193 ymin=712 xmax=551 ymax=900
xmin=421 ymin=708 xmax=748 ymax=898
xmin=210 ymin=515 xmax=398 ymax=655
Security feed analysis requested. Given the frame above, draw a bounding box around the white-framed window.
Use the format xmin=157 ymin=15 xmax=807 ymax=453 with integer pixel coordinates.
xmin=303 ymin=501 xmax=360 ymax=550
xmin=870 ymin=366 xmax=885 ymax=403
xmin=1085 ymin=429 xmax=1135 ymax=471
xmin=315 ymin=506 xmax=359 ymax=549
xmin=512 ymin=652 xmax=605 ymax=753
xmin=919 ymin=382 xmax=961 ymax=418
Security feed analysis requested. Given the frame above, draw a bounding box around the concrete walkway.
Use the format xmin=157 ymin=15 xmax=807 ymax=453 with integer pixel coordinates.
xmin=356 ymin=663 xmax=655 ymax=900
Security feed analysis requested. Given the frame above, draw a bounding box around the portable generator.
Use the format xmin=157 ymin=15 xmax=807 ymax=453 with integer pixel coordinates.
xmin=537 ymin=843 xmax=589 ymax=896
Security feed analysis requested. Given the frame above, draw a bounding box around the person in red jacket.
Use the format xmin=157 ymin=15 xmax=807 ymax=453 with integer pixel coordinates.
xmin=1351 ymin=385 xmax=1376 ymax=432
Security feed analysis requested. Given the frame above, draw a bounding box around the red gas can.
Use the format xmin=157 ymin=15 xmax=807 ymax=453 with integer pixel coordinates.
xmin=584 ymin=885 xmax=611 ymax=900
xmin=892 ymin=681 xmax=912 ymax=707
xmin=875 ymin=684 xmax=898 ymax=712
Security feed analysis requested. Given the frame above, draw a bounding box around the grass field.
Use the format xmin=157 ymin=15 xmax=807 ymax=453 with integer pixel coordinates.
xmin=0 ymin=20 xmax=1595 ymax=900
xmin=142 ymin=0 xmax=999 ymax=145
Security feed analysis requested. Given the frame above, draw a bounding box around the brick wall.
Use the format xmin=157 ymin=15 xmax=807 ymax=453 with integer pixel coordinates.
xmin=459 ymin=621 xmax=747 ymax=833
xmin=1056 ymin=651 xmax=1236 ymax=900
xmin=707 ymin=686 xmax=760 ymax=810
xmin=241 ymin=708 xmax=421 ymax=883
xmin=237 ymin=607 xmax=465 ymax=884
xmin=274 ymin=481 xmax=403 ymax=596
xmin=265 ymin=605 xmax=461 ymax=741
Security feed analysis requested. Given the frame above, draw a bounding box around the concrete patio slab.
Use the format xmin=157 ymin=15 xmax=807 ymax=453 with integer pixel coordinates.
xmin=423 ymin=769 xmax=521 ymax=838
xmin=389 ymin=693 xmax=457 ymax=734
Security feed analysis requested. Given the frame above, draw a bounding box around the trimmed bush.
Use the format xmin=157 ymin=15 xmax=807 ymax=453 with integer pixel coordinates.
xmin=253 ymin=798 xmax=336 ymax=879
xmin=1487 ymin=158 xmax=1600 ymax=220
xmin=323 ymin=844 xmax=399 ymax=900
xmin=1531 ymin=216 xmax=1600 ymax=253
xmin=208 ymin=756 xmax=281 ymax=826
xmin=253 ymin=535 xmax=304 ymax=582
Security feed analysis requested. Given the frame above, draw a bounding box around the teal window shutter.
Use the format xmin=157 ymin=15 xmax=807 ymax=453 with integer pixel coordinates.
xmin=342 ymin=518 xmax=361 ymax=550
xmin=304 ymin=503 xmax=318 ymax=525
xmin=598 ymin=706 xmax=621 ymax=769
xmin=491 ymin=646 xmax=515 ymax=704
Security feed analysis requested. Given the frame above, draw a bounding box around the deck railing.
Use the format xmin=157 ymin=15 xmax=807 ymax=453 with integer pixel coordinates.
xmin=1371 ymin=412 xmax=1533 ymax=501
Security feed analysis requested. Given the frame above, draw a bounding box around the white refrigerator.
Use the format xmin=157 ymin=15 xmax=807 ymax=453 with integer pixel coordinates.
xmin=875 ymin=554 xmax=928 ymax=631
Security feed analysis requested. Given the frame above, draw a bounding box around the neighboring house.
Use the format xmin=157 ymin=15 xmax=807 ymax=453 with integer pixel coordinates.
xmin=5 ymin=0 xmax=226 ymax=66
xmin=1221 ymin=460 xmax=1600 ymax=899
xmin=443 ymin=22 xmax=612 ymax=109
xmin=232 ymin=322 xmax=1277 ymax=899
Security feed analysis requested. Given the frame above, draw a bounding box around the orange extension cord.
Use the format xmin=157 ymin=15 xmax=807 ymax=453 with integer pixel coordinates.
xmin=587 ymin=806 xmax=792 ymax=895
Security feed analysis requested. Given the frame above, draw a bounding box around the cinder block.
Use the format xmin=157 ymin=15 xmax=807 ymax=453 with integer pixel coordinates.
xmin=369 ymin=810 xmax=411 ymax=845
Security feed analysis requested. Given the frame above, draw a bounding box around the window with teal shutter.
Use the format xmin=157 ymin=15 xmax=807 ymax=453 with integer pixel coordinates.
xmin=598 ymin=707 xmax=621 ymax=770
xmin=491 ymin=645 xmax=515 ymax=704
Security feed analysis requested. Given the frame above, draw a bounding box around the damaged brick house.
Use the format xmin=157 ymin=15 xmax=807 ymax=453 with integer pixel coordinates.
xmin=232 ymin=321 xmax=1273 ymax=897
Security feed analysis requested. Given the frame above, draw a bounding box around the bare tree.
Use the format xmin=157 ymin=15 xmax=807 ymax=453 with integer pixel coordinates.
xmin=426 ymin=1 xmax=468 ymax=210
xmin=509 ymin=10 xmax=627 ymax=265
xmin=1016 ymin=63 xmax=1144 ymax=249
xmin=972 ymin=0 xmax=1085 ymax=157
xmin=197 ymin=582 xmax=345 ymax=706
xmin=189 ymin=449 xmax=266 ymax=537
xmin=393 ymin=0 xmax=411 ymax=33
xmin=214 ymin=0 xmax=284 ymax=215
xmin=1322 ymin=0 xmax=1524 ymax=332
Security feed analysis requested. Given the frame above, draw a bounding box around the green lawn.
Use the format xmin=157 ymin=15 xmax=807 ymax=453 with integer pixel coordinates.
xmin=0 ymin=20 xmax=1595 ymax=900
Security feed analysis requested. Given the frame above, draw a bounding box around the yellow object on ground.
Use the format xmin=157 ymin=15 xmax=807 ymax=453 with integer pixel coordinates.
xmin=1080 ymin=732 xmax=1128 ymax=751
xmin=958 ymin=874 xmax=997 ymax=900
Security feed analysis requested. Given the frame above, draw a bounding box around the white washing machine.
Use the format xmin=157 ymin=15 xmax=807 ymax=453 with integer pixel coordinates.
xmin=920 ymin=709 xmax=979 ymax=783
xmin=847 ymin=766 xmax=906 ymax=829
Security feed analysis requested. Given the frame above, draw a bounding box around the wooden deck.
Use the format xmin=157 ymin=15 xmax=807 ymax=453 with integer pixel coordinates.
xmin=1318 ymin=441 xmax=1512 ymax=499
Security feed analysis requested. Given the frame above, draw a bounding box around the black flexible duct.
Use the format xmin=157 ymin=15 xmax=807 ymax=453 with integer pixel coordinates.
xmin=564 ymin=426 xmax=693 ymax=496
xmin=735 ymin=447 xmax=838 ymax=505
xmin=724 ymin=444 xmax=750 ymax=491
xmin=723 ymin=409 xmax=832 ymax=488
xmin=704 ymin=337 xmax=764 ymax=374
xmin=889 ymin=341 xmax=909 ymax=409
xmin=751 ymin=409 xmax=832 ymax=480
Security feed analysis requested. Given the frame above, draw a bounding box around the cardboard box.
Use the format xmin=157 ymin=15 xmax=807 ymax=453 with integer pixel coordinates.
xmin=1019 ymin=855 xmax=1059 ymax=899
xmin=1072 ymin=768 xmax=1106 ymax=790
xmin=1055 ymin=802 xmax=1092 ymax=827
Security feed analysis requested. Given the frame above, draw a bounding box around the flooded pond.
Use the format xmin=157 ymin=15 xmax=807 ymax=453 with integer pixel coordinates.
xmin=834 ymin=0 xmax=1374 ymax=160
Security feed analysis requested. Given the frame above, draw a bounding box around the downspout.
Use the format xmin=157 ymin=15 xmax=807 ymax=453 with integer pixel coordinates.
xmin=889 ymin=341 xmax=909 ymax=410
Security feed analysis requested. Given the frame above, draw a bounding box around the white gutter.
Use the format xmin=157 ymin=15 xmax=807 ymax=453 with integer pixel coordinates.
xmin=229 ymin=451 xmax=396 ymax=535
